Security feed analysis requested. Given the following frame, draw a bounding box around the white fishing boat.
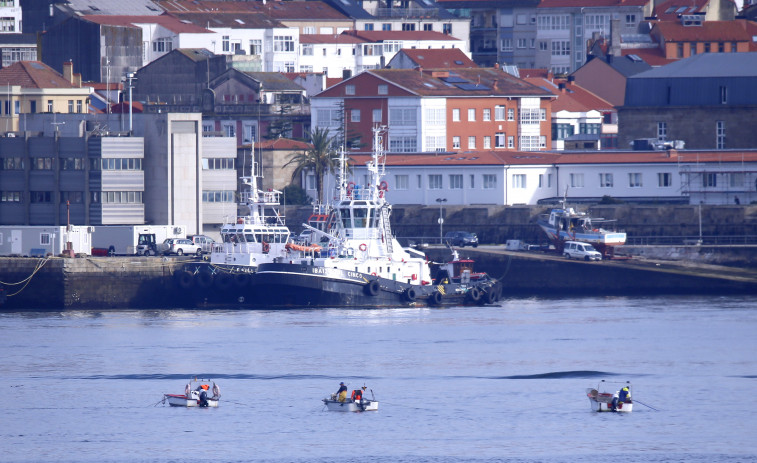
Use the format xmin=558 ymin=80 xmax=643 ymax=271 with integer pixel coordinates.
xmin=163 ymin=378 xmax=221 ymax=408
xmin=586 ymin=380 xmax=633 ymax=413
xmin=323 ymin=387 xmax=379 ymax=412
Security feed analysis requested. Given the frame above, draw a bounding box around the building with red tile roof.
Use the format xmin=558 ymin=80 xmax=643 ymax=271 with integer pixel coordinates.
xmin=0 ymin=61 xmax=93 ymax=131
xmin=387 ymin=48 xmax=477 ymax=70
xmin=650 ymin=19 xmax=754 ymax=59
xmin=313 ymin=67 xmax=554 ymax=154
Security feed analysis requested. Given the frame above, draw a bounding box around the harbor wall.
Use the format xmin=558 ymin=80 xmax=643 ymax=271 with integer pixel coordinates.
xmin=286 ymin=203 xmax=757 ymax=248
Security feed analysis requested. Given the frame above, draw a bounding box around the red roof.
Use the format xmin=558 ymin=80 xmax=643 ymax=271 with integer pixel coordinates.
xmin=653 ymin=0 xmax=710 ymax=20
xmin=620 ymin=48 xmax=675 ymax=67
xmin=519 ymin=68 xmax=552 ymax=79
xmin=0 ymin=61 xmax=77 ymax=89
xmin=351 ymin=149 xmax=757 ymax=166
xmin=652 ymin=20 xmax=753 ymax=42
xmin=83 ymin=14 xmax=211 ymax=34
xmin=156 ymin=0 xmax=349 ymax=20
xmin=300 ymin=34 xmax=367 ymax=45
xmin=538 ymin=0 xmax=649 ymax=8
xmin=343 ymin=30 xmax=461 ymax=42
xmin=523 ymin=77 xmax=614 ymax=112
xmin=395 ymin=48 xmax=477 ymax=68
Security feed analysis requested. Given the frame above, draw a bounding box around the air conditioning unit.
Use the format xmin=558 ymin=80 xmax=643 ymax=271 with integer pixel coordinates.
xmin=174 ymin=227 xmax=183 ymax=234
xmin=87 ymin=226 xmax=96 ymax=233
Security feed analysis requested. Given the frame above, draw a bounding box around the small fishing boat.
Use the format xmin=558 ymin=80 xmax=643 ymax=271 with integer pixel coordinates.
xmin=163 ymin=378 xmax=221 ymax=408
xmin=586 ymin=380 xmax=633 ymax=413
xmin=323 ymin=387 xmax=379 ymax=412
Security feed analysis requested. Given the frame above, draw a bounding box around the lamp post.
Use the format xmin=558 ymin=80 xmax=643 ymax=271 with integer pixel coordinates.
xmin=436 ymin=198 xmax=447 ymax=244
xmin=125 ymin=72 xmax=136 ymax=133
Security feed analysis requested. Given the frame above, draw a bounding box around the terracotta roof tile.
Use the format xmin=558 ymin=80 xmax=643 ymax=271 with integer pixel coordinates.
xmin=396 ymin=48 xmax=477 ymax=68
xmin=538 ymin=0 xmax=649 ymax=8
xmin=156 ymin=0 xmax=349 ymax=20
xmin=0 ymin=61 xmax=77 ymax=89
xmin=523 ymin=77 xmax=614 ymax=112
xmin=166 ymin=12 xmax=285 ymax=29
xmin=300 ymin=34 xmax=367 ymax=44
xmin=652 ymin=20 xmax=752 ymax=42
xmin=83 ymin=14 xmax=212 ymax=33
xmin=620 ymin=48 xmax=675 ymax=67
xmin=653 ymin=0 xmax=709 ymax=21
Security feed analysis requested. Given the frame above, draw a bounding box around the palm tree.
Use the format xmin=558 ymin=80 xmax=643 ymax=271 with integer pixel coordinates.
xmin=285 ymin=127 xmax=338 ymax=204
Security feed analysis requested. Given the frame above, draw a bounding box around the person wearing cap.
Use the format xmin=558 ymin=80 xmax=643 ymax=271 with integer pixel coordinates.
xmin=336 ymin=382 xmax=348 ymax=402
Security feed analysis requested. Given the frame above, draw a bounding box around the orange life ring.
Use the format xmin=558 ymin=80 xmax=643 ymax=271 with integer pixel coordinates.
xmin=359 ymin=243 xmax=367 ymax=251
xmin=379 ymin=190 xmax=384 ymax=198
xmin=379 ymin=180 xmax=388 ymax=191
xmin=371 ymin=272 xmax=377 ymax=276
xmin=262 ymin=241 xmax=270 ymax=253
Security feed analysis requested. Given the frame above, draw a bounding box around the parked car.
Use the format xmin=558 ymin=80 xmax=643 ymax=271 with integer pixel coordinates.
xmin=159 ymin=238 xmax=202 ymax=256
xmin=563 ymin=241 xmax=602 ymax=261
xmin=188 ymin=234 xmax=215 ymax=254
xmin=444 ymin=231 xmax=479 ymax=248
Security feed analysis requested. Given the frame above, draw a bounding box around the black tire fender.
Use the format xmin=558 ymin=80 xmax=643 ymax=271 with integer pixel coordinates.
xmin=467 ymin=287 xmax=481 ymax=302
xmin=364 ymin=279 xmax=380 ymax=296
xmin=176 ymin=271 xmax=194 ymax=290
xmin=429 ymin=291 xmax=443 ymax=305
xmin=404 ymin=287 xmax=417 ymax=302
xmin=196 ymin=271 xmax=214 ymax=289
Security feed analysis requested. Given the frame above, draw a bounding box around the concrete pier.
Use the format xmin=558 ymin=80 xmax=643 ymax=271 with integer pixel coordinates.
xmin=1 ymin=247 xmax=756 ymax=311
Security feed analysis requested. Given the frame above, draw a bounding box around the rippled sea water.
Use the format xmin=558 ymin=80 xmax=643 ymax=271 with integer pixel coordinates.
xmin=2 ymin=295 xmax=756 ymax=462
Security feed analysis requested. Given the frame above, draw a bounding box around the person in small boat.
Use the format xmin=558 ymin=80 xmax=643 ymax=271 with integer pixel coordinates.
xmin=336 ymin=382 xmax=348 ymax=402
xmin=611 ymin=386 xmax=631 ymax=411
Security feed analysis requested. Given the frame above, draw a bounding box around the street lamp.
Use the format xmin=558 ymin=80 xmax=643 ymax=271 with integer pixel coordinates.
xmin=436 ymin=198 xmax=447 ymax=244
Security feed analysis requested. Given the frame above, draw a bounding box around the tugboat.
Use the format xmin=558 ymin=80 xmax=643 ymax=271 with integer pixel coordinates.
xmin=175 ymin=163 xmax=293 ymax=304
xmin=537 ymin=196 xmax=626 ymax=257
xmin=247 ymin=126 xmax=502 ymax=308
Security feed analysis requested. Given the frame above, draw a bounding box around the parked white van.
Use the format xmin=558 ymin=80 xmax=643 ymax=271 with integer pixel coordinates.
xmin=563 ymin=241 xmax=602 ymax=261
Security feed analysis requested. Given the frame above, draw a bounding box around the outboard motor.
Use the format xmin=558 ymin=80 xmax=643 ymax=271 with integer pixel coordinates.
xmin=199 ymin=390 xmax=209 ymax=407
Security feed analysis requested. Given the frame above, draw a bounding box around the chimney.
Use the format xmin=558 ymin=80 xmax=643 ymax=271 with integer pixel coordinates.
xmin=610 ymin=19 xmax=622 ymax=57
xmin=558 ymin=82 xmax=566 ymax=92
xmin=567 ymin=75 xmax=575 ymax=84
xmin=63 ymin=61 xmax=73 ymax=84
xmin=74 ymin=73 xmax=81 ymax=88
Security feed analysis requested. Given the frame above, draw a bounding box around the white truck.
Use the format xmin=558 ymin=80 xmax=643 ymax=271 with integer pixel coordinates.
xmin=90 ymin=225 xmax=187 ymax=256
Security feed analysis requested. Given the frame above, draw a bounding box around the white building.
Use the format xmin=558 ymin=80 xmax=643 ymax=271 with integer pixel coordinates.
xmin=0 ymin=0 xmax=21 ymax=33
xmin=309 ymin=149 xmax=757 ymax=206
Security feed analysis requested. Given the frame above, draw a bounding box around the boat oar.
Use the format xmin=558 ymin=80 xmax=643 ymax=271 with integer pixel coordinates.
xmin=634 ymin=399 xmax=660 ymax=411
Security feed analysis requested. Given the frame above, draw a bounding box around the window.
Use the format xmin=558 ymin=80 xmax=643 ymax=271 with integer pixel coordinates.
xmin=47 ymin=100 xmax=53 ymax=112
xmin=30 ymin=101 xmax=36 ymax=113
xmin=570 ymin=173 xmax=584 ymax=188
xmin=507 ymin=108 xmax=514 ymax=121
xmin=729 ymin=172 xmax=744 ymax=188
xmin=704 ymin=173 xmax=717 ymax=188
xmin=704 ymin=43 xmax=711 ymax=53
xmin=30 ymin=191 xmax=52 ymax=203
xmin=222 ymin=122 xmax=235 ymax=137
xmin=32 ymin=157 xmax=53 ymax=170
xmin=443 ymin=24 xmax=452 ymax=34
xmin=507 ymin=136 xmax=514 ymax=148
xmin=153 ymin=38 xmax=173 ymax=53
xmin=551 ymin=40 xmax=570 ymax=56
xmin=539 ymin=41 xmax=548 ymax=51
xmin=599 ymin=173 xmax=613 ymax=188
xmin=494 ymin=105 xmax=505 ymax=121
xmin=389 ymin=136 xmax=417 ymax=152
xmin=60 ymin=158 xmax=84 ymax=170
xmin=428 ymin=174 xmax=442 ymax=189
xmin=468 ymin=136 xmax=476 ymax=149
xmin=274 ymin=36 xmax=295 ymax=52
xmin=495 ymin=132 xmax=505 ymax=148
xmin=350 ymin=109 xmax=360 ymax=122
xmin=345 ymin=84 xmax=355 ymax=95
xmin=250 ymin=39 xmax=262 ymax=56
xmin=537 ymin=15 xmax=570 ymax=30
xmin=0 ymin=191 xmax=22 ymax=202
xmin=402 ymin=23 xmax=416 ymax=31
xmin=378 ymin=84 xmax=388 ymax=95
xmin=68 ymin=100 xmax=74 ymax=112
xmin=364 ymin=23 xmax=374 ymax=31
xmin=382 ymin=23 xmax=392 ymax=31
xmin=452 ymin=136 xmax=460 ymax=149
xmin=719 ymin=86 xmax=727 ymax=104
xmin=716 ymin=121 xmax=726 ymax=149
xmin=657 ymin=122 xmax=667 ymax=141
xmin=395 ymin=175 xmax=409 ymax=190
xmin=389 ymin=108 xmax=416 ymax=126
xmin=452 ymin=108 xmax=460 ymax=122
xmin=629 ymin=173 xmax=643 ymax=188
xmin=500 ymin=39 xmax=513 ymax=52
xmin=625 ymin=14 xmax=636 ymax=27
xmin=553 ymin=123 xmax=574 ymax=140
xmin=677 ymin=43 xmax=684 ymax=58
xmin=222 ymin=35 xmax=230 ymax=52
xmin=579 ymin=123 xmax=600 ymax=134
xmin=513 ymin=174 xmax=526 ymax=188
xmin=450 ymin=174 xmax=463 ymax=189
xmin=302 ymin=44 xmax=314 ymax=56
xmin=658 ymin=173 xmax=672 ymax=187
xmin=520 ymin=135 xmax=540 ymax=151
xmin=519 ymin=108 xmax=541 ymax=125
xmin=0 ymin=157 xmax=23 ymax=170
xmin=202 ymin=190 xmax=235 ymax=203
xmin=483 ymin=174 xmax=497 ymax=189
xmin=467 ymin=108 xmax=475 ymax=121
xmin=517 ymin=38 xmax=528 ymax=49
xmin=372 ymin=108 xmax=382 ymax=123
xmin=548 ymin=173 xmax=552 ymax=187
xmin=483 ymin=108 xmax=491 ymax=121
xmin=470 ymin=174 xmax=475 ymax=188
xmin=483 ymin=136 xmax=491 ymax=149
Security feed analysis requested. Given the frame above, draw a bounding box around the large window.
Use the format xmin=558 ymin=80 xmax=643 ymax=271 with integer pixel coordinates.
xmin=395 ymin=175 xmax=409 ymax=190
xmin=202 ymin=190 xmax=235 ymax=203
xmin=513 ymin=174 xmax=526 ymax=188
xmin=599 ymin=173 xmax=613 ymax=188
xmin=553 ymin=123 xmax=574 ymax=140
xmin=495 ymin=132 xmax=505 ymax=148
xmin=317 ymin=108 xmax=342 ymax=127
xmin=537 ymin=15 xmax=570 ymax=30
xmin=389 ymin=108 xmax=416 ymax=126
xmin=570 ymin=173 xmax=584 ymax=188
xmin=716 ymin=121 xmax=726 ymax=149
xmin=629 ymin=173 xmax=643 ymax=188
xmin=494 ymin=105 xmax=505 ymax=121
xmin=202 ymin=158 xmax=235 ymax=170
xmin=449 ymin=174 xmax=463 ymax=189
xmin=657 ymin=121 xmax=667 ymax=141
xmin=428 ymin=174 xmax=443 ymax=189
xmin=483 ymin=174 xmax=497 ymax=189
xmin=658 ymin=172 xmax=672 ymax=187
xmin=703 ymin=173 xmax=717 ymax=188
xmin=551 ymin=40 xmax=570 ymax=56
xmin=274 ymin=36 xmax=295 ymax=52
xmin=389 ymin=136 xmax=417 ymax=152
xmin=468 ymin=136 xmax=476 ymax=149
xmin=250 ymin=39 xmax=262 ymax=55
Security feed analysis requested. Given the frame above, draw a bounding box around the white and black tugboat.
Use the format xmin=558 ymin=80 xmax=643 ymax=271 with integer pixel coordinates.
xmin=174 ymin=162 xmax=293 ymax=304
xmin=247 ymin=126 xmax=502 ymax=308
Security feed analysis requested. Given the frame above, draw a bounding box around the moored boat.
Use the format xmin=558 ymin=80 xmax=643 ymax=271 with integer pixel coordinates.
xmin=248 ymin=126 xmax=502 ymax=308
xmin=586 ymin=380 xmax=633 ymax=413
xmin=163 ymin=377 xmax=221 ymax=408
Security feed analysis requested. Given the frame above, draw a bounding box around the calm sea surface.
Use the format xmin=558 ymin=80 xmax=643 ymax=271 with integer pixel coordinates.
xmin=2 ymin=295 xmax=756 ymax=463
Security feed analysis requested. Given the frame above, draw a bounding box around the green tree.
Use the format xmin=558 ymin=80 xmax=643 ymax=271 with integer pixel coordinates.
xmin=267 ymin=103 xmax=293 ymax=139
xmin=282 ymin=184 xmax=311 ymax=205
xmin=285 ymin=127 xmax=338 ymax=203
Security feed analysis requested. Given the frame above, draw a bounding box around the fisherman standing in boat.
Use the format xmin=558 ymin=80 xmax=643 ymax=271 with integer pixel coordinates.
xmin=612 ymin=386 xmax=631 ymax=411
xmin=336 ymin=382 xmax=348 ymax=402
